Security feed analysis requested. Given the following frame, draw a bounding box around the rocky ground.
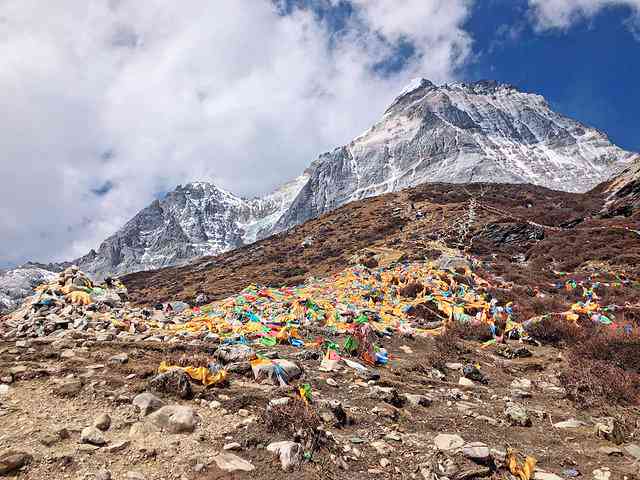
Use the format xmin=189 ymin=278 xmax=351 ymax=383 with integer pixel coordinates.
xmin=1 ymin=181 xmax=640 ymax=480
xmin=1 ymin=327 xmax=639 ymax=480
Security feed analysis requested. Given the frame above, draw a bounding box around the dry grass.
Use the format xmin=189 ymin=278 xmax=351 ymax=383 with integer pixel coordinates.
xmin=560 ymin=354 xmax=640 ymax=407
xmin=558 ymin=325 xmax=640 ymax=406
xmin=447 ymin=320 xmax=494 ymax=342
xmin=526 ymin=315 xmax=581 ymax=345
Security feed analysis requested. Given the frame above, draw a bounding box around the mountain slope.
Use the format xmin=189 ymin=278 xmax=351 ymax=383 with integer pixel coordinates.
xmin=273 ymin=79 xmax=636 ymax=231
xmin=121 ymin=180 xmax=640 ymax=307
xmin=599 ymin=156 xmax=640 ymax=218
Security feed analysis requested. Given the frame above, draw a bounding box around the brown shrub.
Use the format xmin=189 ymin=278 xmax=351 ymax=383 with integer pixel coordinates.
xmin=447 ymin=320 xmax=494 ymax=342
xmin=560 ymin=353 xmax=640 ymax=407
xmin=526 ymin=316 xmax=581 ymax=345
xmin=424 ymin=329 xmax=469 ymax=370
xmin=400 ymin=282 xmax=424 ymax=298
xmin=261 ymin=400 xmax=321 ymax=435
xmin=571 ymin=328 xmax=640 ymax=372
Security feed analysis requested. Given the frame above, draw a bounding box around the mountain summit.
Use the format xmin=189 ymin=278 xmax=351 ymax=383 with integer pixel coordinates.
xmin=3 ymin=79 xmax=637 ymax=289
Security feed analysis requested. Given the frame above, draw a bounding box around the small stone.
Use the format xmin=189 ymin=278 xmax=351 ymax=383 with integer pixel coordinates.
xmin=433 ymin=434 xmax=465 ymax=451
xmin=0 ymin=376 xmax=11 ymax=384
xmin=458 ymin=377 xmax=475 ymax=387
xmin=380 ymin=458 xmax=390 ymax=468
xmin=504 ymin=402 xmax=531 ymax=427
xmin=384 ymin=433 xmax=402 ymax=442
xmin=193 ymin=464 xmax=206 ymax=473
xmin=212 ymin=452 xmax=255 ymax=472
xmin=53 ymin=378 xmax=83 ymax=397
xmin=109 ymin=353 xmax=129 ymax=364
xmin=592 ymin=467 xmax=611 ymax=480
xmin=326 ymin=378 xmax=338 ymax=387
xmin=78 ymin=444 xmax=100 ymax=453
xmin=132 ymin=392 xmax=165 ymax=416
xmin=267 ymin=441 xmax=303 ymax=471
xmin=350 ymin=437 xmax=365 ymax=444
xmin=60 ymin=349 xmax=76 ymax=358
xmin=553 ymin=419 xmax=588 ymax=429
xmin=0 ymin=384 xmax=10 ymax=396
xmin=95 ymin=470 xmax=112 ymax=480
xmin=463 ymin=442 xmax=490 ymax=462
xmin=371 ymin=440 xmax=392 ymax=455
xmin=445 ymin=363 xmax=462 ymax=370
xmin=148 ymin=405 xmax=197 ymax=433
xmin=80 ymin=426 xmax=107 ymax=446
xmin=562 ymin=469 xmax=580 ymax=478
xmin=93 ymin=413 xmax=111 ymax=431
xmin=267 ymin=397 xmax=290 ymax=409
xmin=104 ymin=440 xmax=130 ymax=453
xmin=237 ymin=408 xmax=250 ymax=417
xmin=223 ymin=442 xmax=241 ymax=451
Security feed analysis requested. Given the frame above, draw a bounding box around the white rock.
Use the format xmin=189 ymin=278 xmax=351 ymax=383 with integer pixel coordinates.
xmin=458 ymin=377 xmax=475 ymax=387
xmin=267 ymin=441 xmax=303 ymax=471
xmin=80 ymin=426 xmax=107 ymax=446
xmin=371 ymin=440 xmax=392 ymax=455
xmin=132 ymin=392 xmax=165 ymax=416
xmin=433 ymin=434 xmax=465 ymax=451
xmin=212 ymin=453 xmax=255 ymax=472
xmin=553 ymin=419 xmax=588 ymax=429
xmin=463 ymin=442 xmax=490 ymax=461
xmin=592 ymin=468 xmax=611 ymax=480
xmin=148 ymin=405 xmax=197 ymax=433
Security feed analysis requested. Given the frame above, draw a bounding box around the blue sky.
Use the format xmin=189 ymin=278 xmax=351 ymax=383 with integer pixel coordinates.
xmin=465 ymin=0 xmax=639 ymax=152
xmin=0 ymin=0 xmax=638 ymax=266
xmin=284 ymin=0 xmax=639 ymax=152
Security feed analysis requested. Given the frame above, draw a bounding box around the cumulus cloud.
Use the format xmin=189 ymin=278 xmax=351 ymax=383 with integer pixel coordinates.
xmin=528 ymin=0 xmax=640 ymax=32
xmin=0 ymin=0 xmax=474 ymax=265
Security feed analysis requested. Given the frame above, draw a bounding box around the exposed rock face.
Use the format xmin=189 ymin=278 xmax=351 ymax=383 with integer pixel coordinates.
xmin=73 ymin=178 xmax=308 ymax=280
xmin=600 ymin=156 xmax=640 ymax=217
xmin=274 ymin=79 xmax=636 ymax=231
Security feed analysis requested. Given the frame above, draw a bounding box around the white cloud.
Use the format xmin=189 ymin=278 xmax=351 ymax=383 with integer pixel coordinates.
xmin=0 ymin=0 xmax=474 ymax=265
xmin=528 ymin=0 xmax=640 ymax=30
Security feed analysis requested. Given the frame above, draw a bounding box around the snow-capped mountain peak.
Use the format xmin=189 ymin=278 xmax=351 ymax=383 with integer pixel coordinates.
xmin=64 ymin=79 xmax=639 ymax=279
